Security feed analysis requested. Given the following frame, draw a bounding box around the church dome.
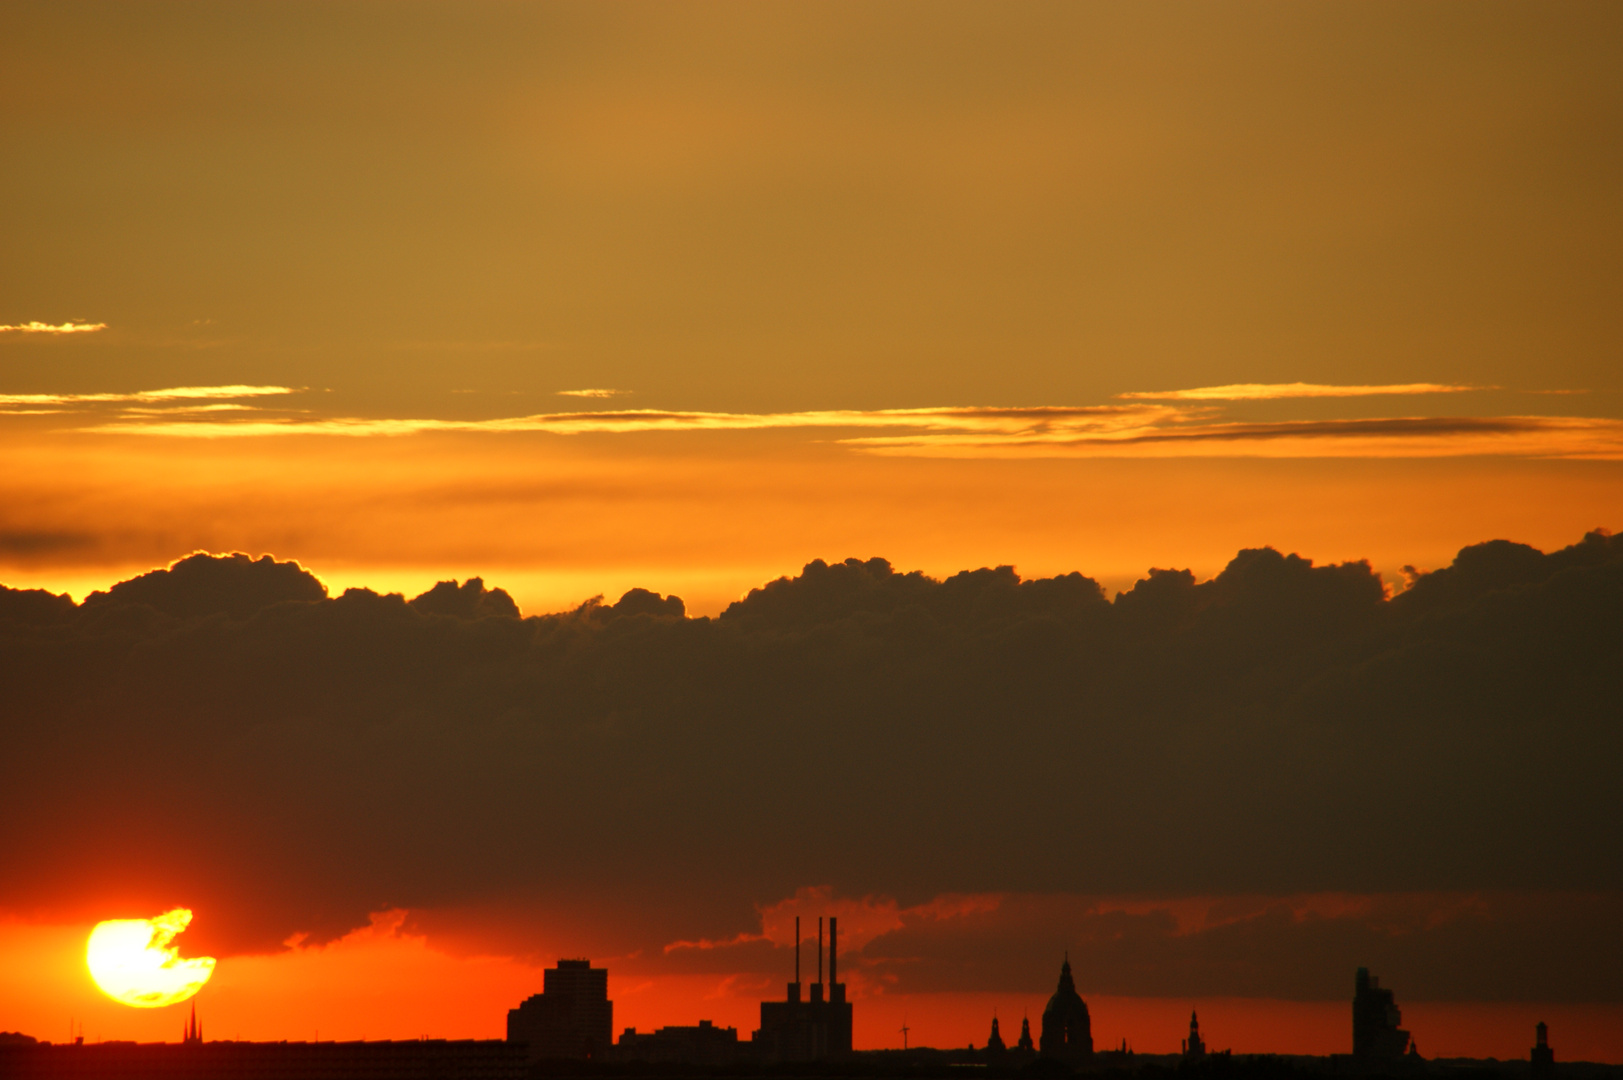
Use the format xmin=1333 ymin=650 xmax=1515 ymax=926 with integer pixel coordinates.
xmin=1039 ymin=958 xmax=1093 ymax=1060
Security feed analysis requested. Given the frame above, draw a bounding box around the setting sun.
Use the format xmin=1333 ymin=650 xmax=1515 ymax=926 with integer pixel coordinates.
xmin=86 ymin=909 xmax=216 ymax=1009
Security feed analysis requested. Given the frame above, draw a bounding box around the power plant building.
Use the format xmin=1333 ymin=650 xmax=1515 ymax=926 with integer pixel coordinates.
xmin=754 ymin=916 xmax=853 ymax=1061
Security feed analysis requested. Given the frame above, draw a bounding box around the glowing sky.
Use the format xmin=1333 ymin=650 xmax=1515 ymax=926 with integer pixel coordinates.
xmin=2 ymin=0 xmax=1621 ymax=1057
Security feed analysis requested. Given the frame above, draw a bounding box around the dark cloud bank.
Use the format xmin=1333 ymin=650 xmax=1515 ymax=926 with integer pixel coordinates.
xmin=1 ymin=535 xmax=1620 ymax=1002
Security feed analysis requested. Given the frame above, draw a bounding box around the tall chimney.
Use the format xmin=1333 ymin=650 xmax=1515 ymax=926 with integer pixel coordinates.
xmin=810 ymin=916 xmax=824 ymax=1003
xmin=830 ymin=916 xmax=838 ymax=989
xmin=789 ymin=915 xmax=801 ymax=1002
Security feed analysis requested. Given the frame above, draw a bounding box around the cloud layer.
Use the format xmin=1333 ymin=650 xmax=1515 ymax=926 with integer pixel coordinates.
xmin=0 ymin=385 xmax=296 ymax=406
xmin=1 ymin=534 xmax=1619 ymax=1004
xmin=66 ymin=403 xmax=1623 ymax=460
xmin=0 ymin=321 xmax=106 ymax=334
xmin=1118 ymin=382 xmax=1482 ymax=401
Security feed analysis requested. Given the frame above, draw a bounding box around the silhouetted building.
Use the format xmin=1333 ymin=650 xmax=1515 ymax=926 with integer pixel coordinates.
xmin=1039 ymin=956 xmax=1093 ymax=1061
xmin=1531 ymin=1022 xmax=1555 ymax=1076
xmin=507 ymin=959 xmax=613 ymax=1060
xmin=1182 ymin=1010 xmax=1205 ymax=1058
xmin=755 ymin=915 xmax=853 ymax=1061
xmin=182 ymin=1001 xmax=202 ymax=1046
xmin=1352 ymin=967 xmax=1412 ymax=1060
xmin=616 ymin=1020 xmax=742 ymax=1065
xmin=0 ymin=1039 xmax=525 ymax=1079
xmin=985 ymin=1015 xmax=1006 ymax=1055
xmin=1016 ymin=1015 xmax=1035 ymax=1055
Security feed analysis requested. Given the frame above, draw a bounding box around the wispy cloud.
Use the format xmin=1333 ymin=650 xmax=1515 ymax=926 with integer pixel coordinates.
xmin=75 ymin=404 xmax=1174 ymax=439
xmin=1120 ymin=382 xmax=1482 ymax=400
xmin=847 ymin=414 xmax=1623 ymax=460
xmin=0 ymin=385 xmax=297 ymax=406
xmin=67 ymin=402 xmax=1623 ymax=459
xmin=0 ymin=320 xmax=107 ymax=335
xmin=557 ymin=388 xmax=631 ymax=398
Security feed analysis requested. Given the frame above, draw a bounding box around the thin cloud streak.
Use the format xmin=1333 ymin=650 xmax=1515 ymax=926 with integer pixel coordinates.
xmin=74 ymin=404 xmax=1178 ymax=439
xmin=557 ymin=388 xmax=631 ymax=398
xmin=69 ymin=404 xmax=1623 ymax=459
xmin=0 ymin=385 xmax=298 ymax=405
xmin=849 ymin=415 xmax=1623 ymax=460
xmin=0 ymin=320 xmax=106 ymax=334
xmin=1120 ymin=382 xmax=1483 ymax=400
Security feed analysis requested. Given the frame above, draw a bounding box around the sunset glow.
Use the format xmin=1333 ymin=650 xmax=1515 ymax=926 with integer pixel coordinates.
xmin=3 ymin=1 xmax=1621 ymax=1067
xmin=85 ymin=909 xmax=216 ymax=1009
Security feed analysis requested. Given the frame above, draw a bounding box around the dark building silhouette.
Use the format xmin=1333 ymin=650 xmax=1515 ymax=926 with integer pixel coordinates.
xmin=984 ymin=1015 xmax=1006 ymax=1055
xmin=182 ymin=1001 xmax=202 ymax=1046
xmin=616 ymin=1020 xmax=741 ymax=1065
xmin=1182 ymin=1010 xmax=1205 ymax=1057
xmin=1352 ymin=967 xmax=1413 ymax=1060
xmin=1531 ymin=1022 xmax=1555 ymax=1076
xmin=0 ymin=1039 xmax=525 ymax=1079
xmin=755 ymin=915 xmax=853 ymax=1060
xmin=1016 ymin=1015 xmax=1035 ymax=1055
xmin=507 ymin=959 xmax=612 ymax=1060
xmin=1039 ymin=956 xmax=1093 ymax=1061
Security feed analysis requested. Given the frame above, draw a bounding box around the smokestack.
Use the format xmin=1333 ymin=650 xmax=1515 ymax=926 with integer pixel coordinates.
xmin=790 ymin=915 xmax=801 ymax=1003
xmin=818 ymin=917 xmax=824 ymax=985
xmin=830 ymin=916 xmax=838 ymax=989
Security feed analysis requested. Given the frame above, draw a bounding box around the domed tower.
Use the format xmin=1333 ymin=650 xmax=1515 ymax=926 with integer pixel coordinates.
xmin=1039 ymin=956 xmax=1093 ymax=1061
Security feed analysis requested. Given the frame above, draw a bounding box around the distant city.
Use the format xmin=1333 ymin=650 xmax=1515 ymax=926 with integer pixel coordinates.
xmin=0 ymin=912 xmax=1597 ymax=1079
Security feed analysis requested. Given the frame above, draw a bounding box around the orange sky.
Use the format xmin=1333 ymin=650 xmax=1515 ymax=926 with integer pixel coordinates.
xmin=3 ymin=0 xmax=1622 ymax=1057
xmin=4 ymin=908 xmax=1619 ymax=1061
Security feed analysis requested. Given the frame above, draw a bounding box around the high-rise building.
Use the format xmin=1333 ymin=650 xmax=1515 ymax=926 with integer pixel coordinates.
xmin=507 ymin=959 xmax=613 ymax=1060
xmin=1352 ymin=967 xmax=1413 ymax=1060
xmin=1039 ymin=956 xmax=1093 ymax=1061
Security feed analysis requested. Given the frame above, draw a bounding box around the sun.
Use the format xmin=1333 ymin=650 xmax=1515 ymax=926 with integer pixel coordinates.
xmin=86 ymin=908 xmax=216 ymax=1008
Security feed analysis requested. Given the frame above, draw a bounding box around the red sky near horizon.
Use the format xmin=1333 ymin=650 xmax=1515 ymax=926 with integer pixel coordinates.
xmin=3 ymin=0 xmax=1621 ymax=1061
xmin=6 ymin=904 xmax=1621 ymax=1061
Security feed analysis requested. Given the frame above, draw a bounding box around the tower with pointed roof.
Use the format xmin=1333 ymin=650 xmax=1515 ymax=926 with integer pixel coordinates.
xmin=1039 ymin=956 xmax=1092 ymax=1061
xmin=182 ymin=1000 xmax=202 ymax=1045
xmin=1182 ymin=1010 xmax=1205 ymax=1057
xmin=985 ymin=1014 xmax=1006 ymax=1055
xmin=1016 ymin=1014 xmax=1035 ymax=1054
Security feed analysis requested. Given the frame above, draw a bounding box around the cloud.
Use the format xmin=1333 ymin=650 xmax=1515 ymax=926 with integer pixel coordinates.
xmin=0 ymin=530 xmax=95 ymax=557
xmin=846 ymin=414 xmax=1623 ymax=460
xmin=67 ymin=403 xmax=1623 ymax=459
xmin=69 ymin=404 xmax=1182 ymax=439
xmin=557 ymin=389 xmax=631 ymax=398
xmin=1118 ymin=382 xmax=1484 ymax=400
xmin=0 ymin=321 xmax=106 ymax=334
xmin=0 ymin=385 xmax=298 ymax=406
xmin=0 ymin=529 xmax=1618 ymax=1010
